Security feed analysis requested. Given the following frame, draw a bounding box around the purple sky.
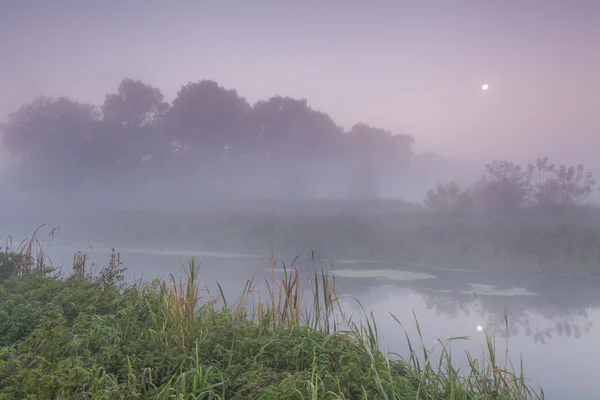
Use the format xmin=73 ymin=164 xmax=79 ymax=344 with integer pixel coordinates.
xmin=1 ymin=1 xmax=598 ymax=166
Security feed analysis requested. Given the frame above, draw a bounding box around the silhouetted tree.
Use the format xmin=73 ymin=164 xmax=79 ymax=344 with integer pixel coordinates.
xmin=3 ymin=96 xmax=99 ymax=159
xmin=1 ymin=96 xmax=102 ymax=187
xmin=425 ymin=156 xmax=597 ymax=214
xmin=344 ymin=123 xmax=414 ymax=197
xmin=532 ymin=157 xmax=595 ymax=208
xmin=479 ymin=160 xmax=534 ymax=213
xmin=100 ymin=80 xmax=172 ymax=172
xmin=0 ymin=77 xmax=416 ymax=196
xmin=251 ymin=96 xmax=343 ymax=160
xmin=344 ymin=123 xmax=414 ymax=164
xmin=102 ymin=78 xmax=169 ymax=128
xmin=424 ymin=181 xmax=473 ymax=214
xmin=167 ymin=80 xmax=252 ymax=159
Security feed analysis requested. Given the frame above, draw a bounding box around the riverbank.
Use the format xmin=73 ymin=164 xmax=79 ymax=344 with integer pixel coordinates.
xmin=0 ymin=247 xmax=542 ymax=399
xmin=10 ymin=205 xmax=600 ymax=278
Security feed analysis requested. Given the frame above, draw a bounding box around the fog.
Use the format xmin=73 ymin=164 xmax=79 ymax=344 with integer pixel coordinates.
xmin=1 ymin=1 xmax=599 ymax=213
xmin=1 ymin=1 xmax=599 ymax=399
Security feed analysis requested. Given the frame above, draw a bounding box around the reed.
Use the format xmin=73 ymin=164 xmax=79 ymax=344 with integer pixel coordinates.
xmin=0 ymin=234 xmax=544 ymax=399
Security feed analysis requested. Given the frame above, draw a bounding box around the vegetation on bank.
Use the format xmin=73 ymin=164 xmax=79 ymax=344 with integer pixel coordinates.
xmin=425 ymin=157 xmax=596 ymax=214
xmin=42 ymin=205 xmax=600 ymax=278
xmin=0 ymin=233 xmax=543 ymax=399
xmin=2 ymin=75 xmax=598 ymax=279
xmin=418 ymin=156 xmax=600 ymax=276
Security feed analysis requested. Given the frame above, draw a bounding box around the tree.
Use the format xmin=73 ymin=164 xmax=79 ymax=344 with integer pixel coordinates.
xmin=251 ymin=96 xmax=344 ymax=159
xmin=532 ymin=157 xmax=595 ymax=208
xmin=167 ymin=80 xmax=252 ymax=157
xmin=1 ymin=76 xmax=423 ymax=196
xmin=343 ymin=123 xmax=414 ymax=165
xmin=3 ymin=96 xmax=100 ymax=159
xmin=1 ymin=96 xmax=106 ymax=188
xmin=343 ymin=123 xmax=414 ymax=198
xmin=102 ymin=78 xmax=169 ymax=128
xmin=424 ymin=181 xmax=473 ymax=214
xmin=425 ymin=156 xmax=597 ymax=215
xmin=479 ymin=160 xmax=534 ymax=213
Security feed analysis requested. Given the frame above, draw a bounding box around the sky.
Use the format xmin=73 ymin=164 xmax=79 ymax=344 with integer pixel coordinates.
xmin=0 ymin=0 xmax=598 ymax=166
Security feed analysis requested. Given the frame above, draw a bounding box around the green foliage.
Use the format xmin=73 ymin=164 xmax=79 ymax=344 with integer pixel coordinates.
xmin=0 ymin=252 xmax=21 ymax=283
xmin=0 ymin=246 xmax=543 ymax=399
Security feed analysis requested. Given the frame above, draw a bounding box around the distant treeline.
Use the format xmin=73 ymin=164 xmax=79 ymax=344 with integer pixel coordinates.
xmin=0 ymin=78 xmax=414 ymax=198
xmin=2 ymin=78 xmax=596 ymax=210
xmin=425 ymin=157 xmax=598 ymax=213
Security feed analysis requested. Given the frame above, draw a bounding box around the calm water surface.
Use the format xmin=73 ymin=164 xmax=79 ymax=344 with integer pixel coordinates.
xmin=44 ymin=244 xmax=600 ymax=400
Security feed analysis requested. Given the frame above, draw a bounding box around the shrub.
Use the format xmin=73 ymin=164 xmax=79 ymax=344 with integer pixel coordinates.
xmin=424 ymin=181 xmax=474 ymax=214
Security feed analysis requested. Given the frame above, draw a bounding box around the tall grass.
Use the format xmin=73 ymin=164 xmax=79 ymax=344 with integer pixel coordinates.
xmin=0 ymin=229 xmax=544 ymax=399
xmin=153 ymin=250 xmax=543 ymax=398
xmin=157 ymin=256 xmax=202 ymax=351
xmin=1 ymin=224 xmax=59 ymax=279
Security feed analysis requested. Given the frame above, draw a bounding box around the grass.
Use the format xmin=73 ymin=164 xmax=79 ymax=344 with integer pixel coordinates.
xmin=0 ymin=228 xmax=545 ymax=399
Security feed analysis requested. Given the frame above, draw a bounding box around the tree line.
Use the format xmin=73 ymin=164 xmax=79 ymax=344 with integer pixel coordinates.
xmin=424 ymin=157 xmax=597 ymax=213
xmin=0 ymin=78 xmax=414 ymax=196
xmin=2 ymin=77 xmax=594 ymax=209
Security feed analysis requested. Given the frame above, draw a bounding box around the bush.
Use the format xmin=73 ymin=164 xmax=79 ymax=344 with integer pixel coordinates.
xmin=532 ymin=157 xmax=595 ymax=208
xmin=425 ymin=156 xmax=597 ymax=214
xmin=0 ymin=252 xmax=21 ymax=283
xmin=424 ymin=181 xmax=474 ymax=214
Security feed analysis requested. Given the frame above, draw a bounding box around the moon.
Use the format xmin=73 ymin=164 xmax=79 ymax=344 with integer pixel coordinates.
xmin=481 ymin=84 xmax=489 ymax=91
xmin=476 ymin=325 xmax=484 ymax=332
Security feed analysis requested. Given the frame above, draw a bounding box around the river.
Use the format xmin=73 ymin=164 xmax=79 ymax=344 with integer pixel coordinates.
xmin=40 ymin=243 xmax=600 ymax=399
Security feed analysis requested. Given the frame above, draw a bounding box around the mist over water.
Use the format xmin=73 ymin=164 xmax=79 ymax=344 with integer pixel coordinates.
xmin=33 ymin=244 xmax=600 ymax=399
xmin=1 ymin=2 xmax=599 ymax=398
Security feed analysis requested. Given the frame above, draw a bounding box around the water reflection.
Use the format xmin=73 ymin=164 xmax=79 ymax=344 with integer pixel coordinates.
xmin=39 ymin=246 xmax=600 ymax=399
xmin=43 ymin=245 xmax=600 ymax=345
xmin=329 ymin=264 xmax=600 ymax=399
xmin=332 ymin=264 xmax=599 ymax=344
